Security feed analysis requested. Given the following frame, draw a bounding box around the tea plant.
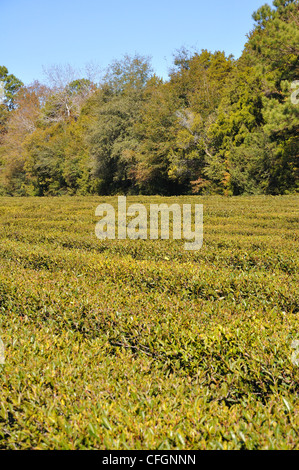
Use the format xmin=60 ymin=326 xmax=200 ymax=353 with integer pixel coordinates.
xmin=0 ymin=196 xmax=298 ymax=449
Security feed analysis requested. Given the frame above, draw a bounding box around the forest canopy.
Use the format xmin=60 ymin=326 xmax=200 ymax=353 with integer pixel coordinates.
xmin=0 ymin=0 xmax=298 ymax=196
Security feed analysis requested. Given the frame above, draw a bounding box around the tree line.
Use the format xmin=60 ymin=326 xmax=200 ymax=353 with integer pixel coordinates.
xmin=0 ymin=0 xmax=298 ymax=196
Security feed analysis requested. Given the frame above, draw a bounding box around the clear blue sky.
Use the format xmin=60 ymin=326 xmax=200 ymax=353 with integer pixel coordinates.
xmin=1 ymin=0 xmax=266 ymax=85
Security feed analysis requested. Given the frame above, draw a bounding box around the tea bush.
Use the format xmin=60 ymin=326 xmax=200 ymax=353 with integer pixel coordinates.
xmin=0 ymin=196 xmax=298 ymax=449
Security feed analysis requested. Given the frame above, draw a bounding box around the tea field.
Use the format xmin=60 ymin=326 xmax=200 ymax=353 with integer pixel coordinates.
xmin=0 ymin=195 xmax=298 ymax=449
